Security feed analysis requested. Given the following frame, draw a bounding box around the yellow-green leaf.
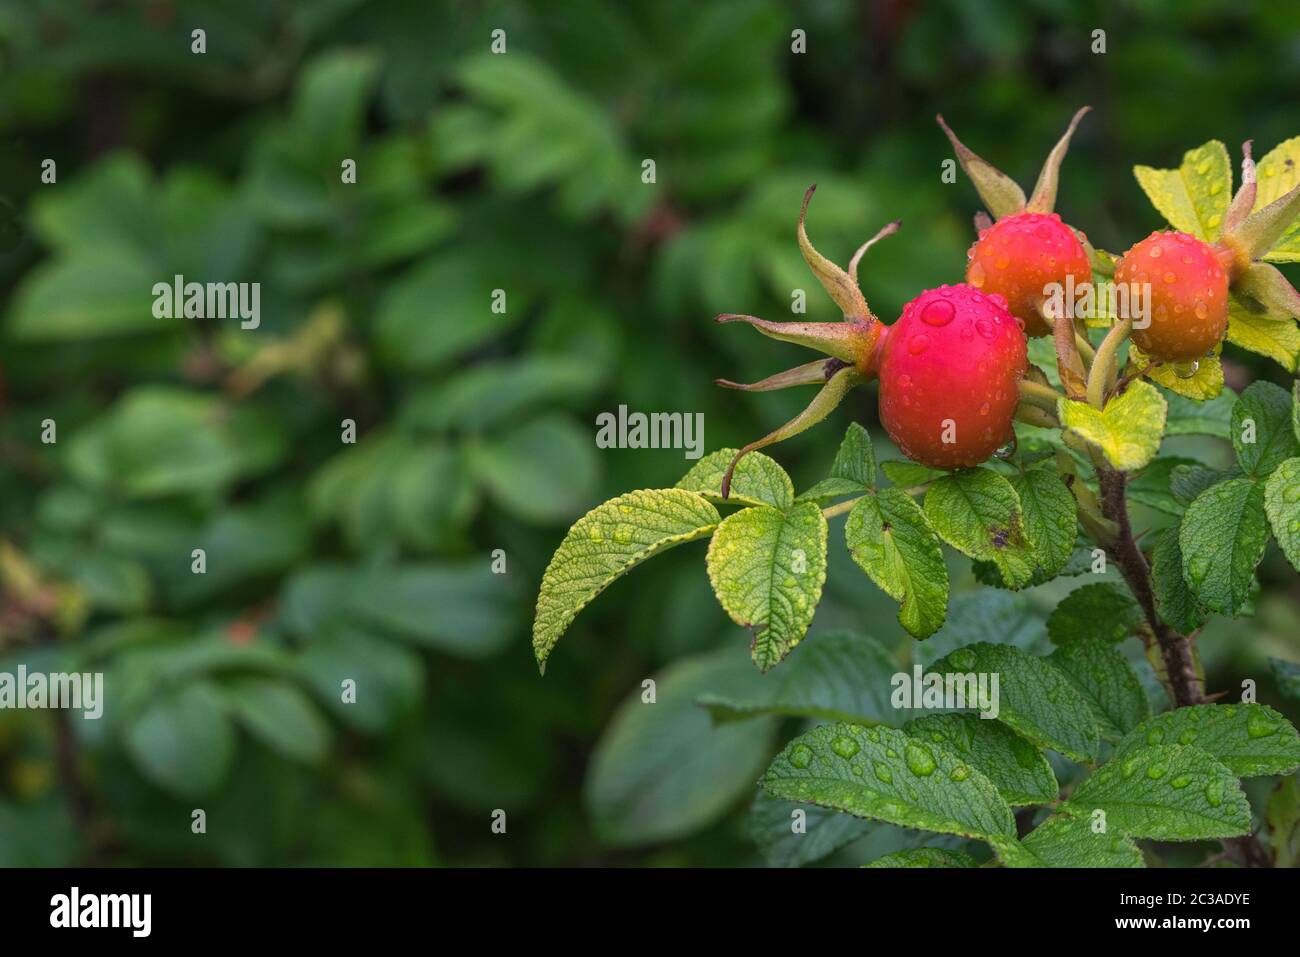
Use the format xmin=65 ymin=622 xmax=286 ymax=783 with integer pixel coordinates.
xmin=1255 ymin=136 xmax=1300 ymax=263
xmin=1227 ymin=297 xmax=1300 ymax=372
xmin=706 ymin=502 xmax=828 ymax=671
xmin=1058 ymin=381 xmax=1168 ymax=471
xmin=1131 ymin=342 xmax=1223 ymax=399
xmin=533 ymin=490 xmax=720 ymax=669
xmin=1133 ymin=140 xmax=1232 ymax=241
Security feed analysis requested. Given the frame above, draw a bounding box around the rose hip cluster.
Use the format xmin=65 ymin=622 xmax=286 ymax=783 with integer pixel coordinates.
xmin=716 ymin=109 xmax=1300 ymax=493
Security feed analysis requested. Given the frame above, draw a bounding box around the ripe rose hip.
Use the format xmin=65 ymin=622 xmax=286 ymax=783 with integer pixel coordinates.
xmin=877 ymin=285 xmax=1028 ymax=468
xmin=1115 ymin=230 xmax=1230 ymax=362
xmin=966 ymin=212 xmax=1092 ymax=337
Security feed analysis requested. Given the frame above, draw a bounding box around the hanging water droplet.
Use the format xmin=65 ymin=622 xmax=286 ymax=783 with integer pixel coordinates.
xmin=993 ymin=434 xmax=1017 ymax=460
xmin=1173 ymin=360 xmax=1199 ymax=379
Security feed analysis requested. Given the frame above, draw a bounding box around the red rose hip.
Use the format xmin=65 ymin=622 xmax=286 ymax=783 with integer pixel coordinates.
xmin=878 ymin=284 xmax=1028 ymax=469
xmin=966 ymin=212 xmax=1092 ymax=337
xmin=1115 ymin=230 xmax=1229 ymax=362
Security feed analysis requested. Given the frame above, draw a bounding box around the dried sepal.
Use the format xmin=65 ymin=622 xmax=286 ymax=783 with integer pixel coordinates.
xmin=936 ymin=113 xmax=1027 ymax=219
xmin=1027 ymin=106 xmax=1091 ymax=214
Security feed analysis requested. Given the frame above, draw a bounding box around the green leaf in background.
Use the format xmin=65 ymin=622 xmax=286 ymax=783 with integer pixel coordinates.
xmin=1114 ymin=704 xmax=1300 ymax=777
xmin=350 ymin=562 xmax=517 ymax=657
xmin=1179 ymin=477 xmax=1269 ymax=616
xmin=584 ymin=648 xmax=776 ymax=846
xmin=1058 ymin=381 xmax=1167 ymax=472
xmin=998 ymin=814 xmax=1144 ymax=868
xmin=400 ymin=356 xmax=604 ymax=434
xmin=533 ymin=489 xmax=720 ymax=669
xmin=903 ymin=713 xmax=1057 ymax=806
xmin=219 ymin=677 xmax=331 ymax=765
xmin=1128 ymin=456 xmax=1200 ymax=516
xmin=931 ymin=642 xmax=1100 ymax=762
xmin=8 ymin=246 xmax=161 ymax=340
xmin=924 ymin=467 xmax=1034 ymax=588
xmin=798 ymin=422 xmax=875 ymax=501
xmin=66 ymin=387 xmax=285 ymax=500
xmin=676 ymin=448 xmax=794 ymax=509
xmin=698 ymin=631 xmax=898 ymax=725
xmin=864 ymin=847 xmax=978 ymax=868
xmin=1047 ymin=582 xmax=1145 ymax=644
xmin=879 ymin=460 xmax=945 ymax=489
xmin=1133 ymin=140 xmax=1231 ymax=241
xmin=1162 ymin=388 xmax=1236 ymax=438
xmin=706 ymin=501 xmax=828 ymax=671
xmin=1150 ymin=527 xmax=1210 ymax=634
xmin=1008 ymin=465 xmax=1077 ymax=582
xmin=1231 ymin=381 xmax=1300 ymax=476
xmin=845 ymin=488 xmax=948 ymax=640
xmin=914 ymin=591 xmax=1047 ymax=669
xmin=123 ymin=681 xmax=236 ymax=798
xmin=1271 ymin=658 xmax=1300 ymax=701
xmin=1048 ymin=638 xmax=1150 ymax=740
xmin=760 ymin=723 xmax=1016 ymax=842
xmin=468 ymin=413 xmax=600 ymax=524
xmin=295 ymin=628 xmax=423 ymax=734
xmin=1267 ymin=773 xmax=1300 ymax=867
xmin=748 ymin=792 xmax=872 ymax=869
xmin=1061 ymin=744 xmax=1250 ymax=840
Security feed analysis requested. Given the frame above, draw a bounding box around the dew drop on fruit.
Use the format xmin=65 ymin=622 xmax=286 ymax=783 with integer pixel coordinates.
xmin=1163 ymin=271 xmax=1176 ymax=283
xmin=975 ymin=318 xmax=995 ymax=339
xmin=920 ymin=299 xmax=956 ymax=327
xmin=908 ymin=334 xmax=931 ymax=355
xmin=1149 ymin=245 xmax=1162 ymax=258
xmin=1173 ymin=360 xmax=1199 ymax=379
xmin=969 ymin=261 xmax=986 ymax=287
xmin=994 ymin=256 xmax=1008 ymax=270
xmin=1194 ymin=302 xmax=1208 ymax=319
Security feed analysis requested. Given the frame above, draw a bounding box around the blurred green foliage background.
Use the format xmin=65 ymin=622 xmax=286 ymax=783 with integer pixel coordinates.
xmin=0 ymin=0 xmax=1298 ymax=866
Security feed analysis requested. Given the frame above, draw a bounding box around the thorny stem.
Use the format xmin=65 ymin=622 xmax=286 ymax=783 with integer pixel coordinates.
xmin=1094 ymin=468 xmax=1273 ymax=867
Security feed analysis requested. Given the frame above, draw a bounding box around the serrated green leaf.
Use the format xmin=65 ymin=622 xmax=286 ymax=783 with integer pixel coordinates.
xmin=1047 ymin=582 xmax=1145 ymax=644
xmin=1255 ymin=136 xmax=1300 ymax=262
xmin=1062 ymin=744 xmax=1250 ymax=840
xmin=1232 ymin=381 xmax=1300 ymax=476
xmin=904 ymin=713 xmax=1057 ymax=806
xmin=924 ymin=468 xmax=1034 ymax=588
xmin=760 ymin=723 xmax=1016 ymax=841
xmin=1133 ymin=140 xmax=1232 ymax=241
xmin=533 ymin=490 xmax=721 ymax=668
xmin=1226 ymin=299 xmax=1300 ymax=372
xmin=864 ymin=847 xmax=978 ymax=868
xmin=845 ymin=489 xmax=948 ymax=640
xmin=1179 ymin=478 xmax=1269 ymax=616
xmin=798 ymin=422 xmax=875 ymax=501
xmin=996 ymin=814 xmax=1144 ymax=868
xmin=1264 ymin=458 xmax=1300 ymax=572
xmin=748 ymin=791 xmax=872 ymax=868
xmin=1115 ymin=704 xmax=1300 ymax=777
xmin=675 ymin=448 xmax=795 ymax=509
xmin=1009 ymin=466 xmax=1077 ymax=582
xmin=698 ymin=631 xmax=898 ymax=726
xmin=1058 ymin=381 xmax=1167 ymax=472
xmin=1048 ymin=638 xmax=1150 ymax=740
xmin=1151 ymin=527 xmax=1210 ymax=634
xmin=1133 ymin=342 xmax=1223 ymax=399
xmin=931 ymin=642 xmax=1100 ymax=761
xmin=1163 ymin=388 xmax=1236 ymax=438
xmin=707 ymin=502 xmax=828 ymax=671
